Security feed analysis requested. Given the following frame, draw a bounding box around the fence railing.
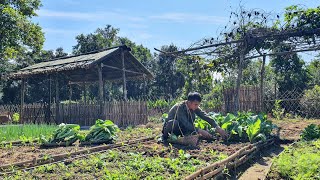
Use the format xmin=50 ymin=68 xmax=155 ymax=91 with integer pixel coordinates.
xmin=1 ymin=87 xmax=319 ymax=125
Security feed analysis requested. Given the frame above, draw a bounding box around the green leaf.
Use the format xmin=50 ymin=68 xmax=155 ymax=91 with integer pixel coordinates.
xmin=246 ymin=118 xmax=261 ymax=142
xmin=221 ymin=121 xmax=232 ymax=130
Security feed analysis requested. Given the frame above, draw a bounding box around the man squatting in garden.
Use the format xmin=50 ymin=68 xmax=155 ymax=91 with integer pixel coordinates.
xmin=162 ymin=92 xmax=228 ymax=142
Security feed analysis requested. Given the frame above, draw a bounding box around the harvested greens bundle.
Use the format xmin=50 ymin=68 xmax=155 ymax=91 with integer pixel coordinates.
xmin=40 ymin=123 xmax=80 ymax=146
xmin=83 ymin=119 xmax=119 ymax=143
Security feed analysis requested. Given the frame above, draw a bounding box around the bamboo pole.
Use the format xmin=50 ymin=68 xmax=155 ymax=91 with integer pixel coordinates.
xmin=234 ymin=52 xmax=244 ymax=113
xmin=122 ymin=50 xmax=127 ymax=101
xmin=20 ymin=79 xmax=26 ymax=123
xmin=260 ymin=55 xmax=266 ymax=112
xmin=184 ymin=139 xmax=274 ymax=180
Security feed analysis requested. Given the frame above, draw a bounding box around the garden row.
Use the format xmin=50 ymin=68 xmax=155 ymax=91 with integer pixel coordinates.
xmin=266 ymin=123 xmax=320 ymax=179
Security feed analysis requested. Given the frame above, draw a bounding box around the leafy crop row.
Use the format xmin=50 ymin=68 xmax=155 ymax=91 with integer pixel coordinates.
xmin=195 ymin=112 xmax=277 ymax=142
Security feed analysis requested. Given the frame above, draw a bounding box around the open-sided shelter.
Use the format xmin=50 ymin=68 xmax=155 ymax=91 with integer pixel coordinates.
xmin=6 ymin=45 xmax=153 ymax=125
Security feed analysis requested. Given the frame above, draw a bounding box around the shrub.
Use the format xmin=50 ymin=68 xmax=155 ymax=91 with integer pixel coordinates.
xmin=300 ymin=85 xmax=320 ymax=118
xmin=272 ymin=100 xmax=284 ymax=120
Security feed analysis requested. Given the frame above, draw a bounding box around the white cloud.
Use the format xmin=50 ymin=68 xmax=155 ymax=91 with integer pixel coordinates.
xmin=127 ymin=23 xmax=149 ymax=29
xmin=38 ymin=9 xmax=227 ymax=25
xmin=150 ymin=12 xmax=228 ymax=24
xmin=43 ymin=28 xmax=78 ymax=35
xmin=37 ymin=9 xmax=145 ymax=22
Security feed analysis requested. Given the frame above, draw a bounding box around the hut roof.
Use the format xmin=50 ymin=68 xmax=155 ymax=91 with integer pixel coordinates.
xmin=7 ymin=45 xmax=153 ymax=82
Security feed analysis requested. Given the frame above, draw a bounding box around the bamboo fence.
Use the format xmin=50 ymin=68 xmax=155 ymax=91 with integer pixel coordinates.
xmin=223 ymin=86 xmax=261 ymax=113
xmin=0 ymin=100 xmax=148 ymax=127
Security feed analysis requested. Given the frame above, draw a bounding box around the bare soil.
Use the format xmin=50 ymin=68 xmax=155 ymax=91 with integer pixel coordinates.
xmin=1 ymin=119 xmax=319 ymax=178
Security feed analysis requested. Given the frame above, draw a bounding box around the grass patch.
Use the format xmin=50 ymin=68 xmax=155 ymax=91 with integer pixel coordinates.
xmin=268 ymin=139 xmax=320 ymax=179
xmin=0 ymin=124 xmax=57 ymax=142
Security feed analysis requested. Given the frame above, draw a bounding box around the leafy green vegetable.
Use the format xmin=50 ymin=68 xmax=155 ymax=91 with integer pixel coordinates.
xmin=83 ymin=119 xmax=119 ymax=142
xmin=246 ymin=118 xmax=261 ymax=142
xmin=40 ymin=123 xmax=81 ymax=146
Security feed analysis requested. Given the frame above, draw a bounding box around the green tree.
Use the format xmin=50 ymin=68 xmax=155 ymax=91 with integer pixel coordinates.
xmin=117 ymin=37 xmax=154 ymax=98
xmin=1 ymin=48 xmax=70 ymax=104
xmin=0 ymin=0 xmax=44 ymax=61
xmin=152 ymin=45 xmax=185 ymax=99
xmin=71 ymin=25 xmax=156 ymax=100
xmin=270 ymin=43 xmax=310 ymax=95
xmin=176 ymin=56 xmax=212 ymax=97
xmin=72 ymin=25 xmax=119 ymax=55
xmin=307 ymin=57 xmax=320 ymax=86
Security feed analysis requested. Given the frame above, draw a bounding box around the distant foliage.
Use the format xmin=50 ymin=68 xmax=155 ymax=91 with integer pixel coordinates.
xmin=272 ymin=100 xmax=285 ymax=120
xmin=301 ymin=124 xmax=320 ymax=141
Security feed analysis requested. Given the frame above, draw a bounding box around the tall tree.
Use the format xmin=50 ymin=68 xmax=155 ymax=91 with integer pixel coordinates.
xmin=270 ymin=43 xmax=310 ymax=95
xmin=153 ymin=45 xmax=185 ymax=99
xmin=117 ymin=37 xmax=154 ymax=98
xmin=307 ymin=56 xmax=320 ymax=86
xmin=72 ymin=25 xmax=119 ymax=55
xmin=176 ymin=56 xmax=212 ymax=97
xmin=0 ymin=0 xmax=44 ymax=61
xmin=1 ymin=48 xmax=70 ymax=104
xmin=72 ymin=25 xmax=156 ymax=100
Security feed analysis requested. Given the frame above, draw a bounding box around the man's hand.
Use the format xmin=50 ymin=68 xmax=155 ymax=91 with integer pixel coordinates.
xmin=216 ymin=127 xmax=228 ymax=140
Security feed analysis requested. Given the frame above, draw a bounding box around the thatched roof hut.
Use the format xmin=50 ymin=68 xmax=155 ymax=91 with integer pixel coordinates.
xmin=6 ymin=45 xmax=153 ymax=123
xmin=8 ymin=45 xmax=153 ymax=82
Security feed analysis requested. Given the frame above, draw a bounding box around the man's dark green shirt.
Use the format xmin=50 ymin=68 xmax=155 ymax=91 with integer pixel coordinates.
xmin=166 ymin=101 xmax=218 ymax=134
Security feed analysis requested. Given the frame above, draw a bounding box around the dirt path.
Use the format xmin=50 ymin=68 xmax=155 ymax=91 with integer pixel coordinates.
xmin=236 ymin=144 xmax=284 ymax=180
xmin=235 ymin=119 xmax=320 ymax=180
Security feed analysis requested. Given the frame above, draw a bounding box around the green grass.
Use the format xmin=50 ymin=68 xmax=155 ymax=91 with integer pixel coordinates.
xmin=0 ymin=124 xmax=57 ymax=142
xmin=269 ymin=139 xmax=320 ymax=180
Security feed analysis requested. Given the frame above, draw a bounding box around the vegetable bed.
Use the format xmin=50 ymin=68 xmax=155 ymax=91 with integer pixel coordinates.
xmin=266 ymin=139 xmax=320 ymax=180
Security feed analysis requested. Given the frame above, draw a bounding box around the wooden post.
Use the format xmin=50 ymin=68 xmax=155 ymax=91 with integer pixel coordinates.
xmin=69 ymin=83 xmax=72 ymax=103
xmin=103 ymin=80 xmax=106 ymax=102
xmin=97 ymin=63 xmax=104 ymax=118
xmin=234 ymin=52 xmax=244 ymax=113
xmin=122 ymin=50 xmax=127 ymax=101
xmin=143 ymin=74 xmax=147 ymax=99
xmin=83 ymin=81 xmax=87 ymax=105
xmin=48 ymin=75 xmax=52 ymax=123
xmin=260 ymin=55 xmax=266 ymax=112
xmin=55 ymin=75 xmax=60 ymax=124
xmin=20 ymin=79 xmax=26 ymax=123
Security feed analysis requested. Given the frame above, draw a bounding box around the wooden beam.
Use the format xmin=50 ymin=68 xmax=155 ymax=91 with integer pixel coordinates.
xmin=102 ymin=64 xmax=145 ymax=75
xmin=154 ymin=39 xmax=244 ymax=55
xmin=246 ymin=46 xmax=320 ymax=60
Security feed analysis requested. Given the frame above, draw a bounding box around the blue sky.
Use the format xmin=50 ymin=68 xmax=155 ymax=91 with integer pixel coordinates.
xmin=34 ymin=0 xmax=319 ymax=60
